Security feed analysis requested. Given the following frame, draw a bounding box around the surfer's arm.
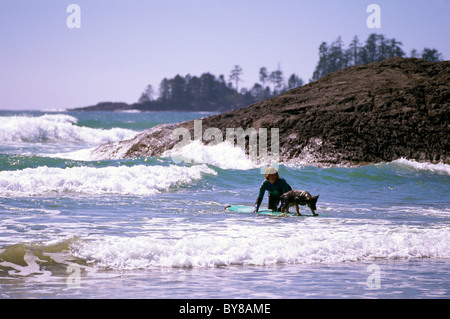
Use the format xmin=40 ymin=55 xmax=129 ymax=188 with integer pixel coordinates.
xmin=254 ymin=181 xmax=267 ymax=212
xmin=254 ymin=197 xmax=262 ymax=212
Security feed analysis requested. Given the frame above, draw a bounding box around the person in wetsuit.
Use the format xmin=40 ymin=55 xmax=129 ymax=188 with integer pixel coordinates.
xmin=253 ymin=166 xmax=292 ymax=213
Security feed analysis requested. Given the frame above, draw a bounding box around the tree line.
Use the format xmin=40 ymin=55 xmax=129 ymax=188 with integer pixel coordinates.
xmin=312 ymin=33 xmax=444 ymax=81
xmin=137 ymin=65 xmax=304 ymax=112
xmin=136 ymin=33 xmax=444 ymax=111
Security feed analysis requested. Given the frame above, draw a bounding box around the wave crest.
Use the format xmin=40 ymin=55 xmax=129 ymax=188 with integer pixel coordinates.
xmin=0 ymin=114 xmax=136 ymax=144
xmin=0 ymin=164 xmax=216 ymax=196
xmin=71 ymin=222 xmax=450 ymax=269
xmin=392 ymin=158 xmax=450 ymax=175
xmin=162 ymin=140 xmax=258 ymax=170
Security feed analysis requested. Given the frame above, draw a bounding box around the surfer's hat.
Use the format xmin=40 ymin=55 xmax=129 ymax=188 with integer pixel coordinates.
xmin=264 ymin=166 xmax=279 ymax=180
xmin=265 ymin=166 xmax=278 ymax=175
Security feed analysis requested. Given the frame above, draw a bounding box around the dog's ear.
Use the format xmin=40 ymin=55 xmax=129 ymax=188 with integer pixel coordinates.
xmin=314 ymin=195 xmax=320 ymax=200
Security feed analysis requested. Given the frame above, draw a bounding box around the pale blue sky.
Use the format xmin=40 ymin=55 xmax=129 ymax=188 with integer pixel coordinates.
xmin=1 ymin=0 xmax=449 ymax=110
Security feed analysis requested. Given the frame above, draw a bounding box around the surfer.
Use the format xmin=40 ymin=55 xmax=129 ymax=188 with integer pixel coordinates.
xmin=253 ymin=166 xmax=292 ymax=213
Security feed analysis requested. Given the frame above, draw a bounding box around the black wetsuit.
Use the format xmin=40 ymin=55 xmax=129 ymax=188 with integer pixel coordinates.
xmin=254 ymin=178 xmax=292 ymax=211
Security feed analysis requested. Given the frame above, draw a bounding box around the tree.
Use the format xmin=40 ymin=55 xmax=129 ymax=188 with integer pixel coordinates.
xmin=185 ymin=74 xmax=200 ymax=103
xmin=347 ymin=36 xmax=361 ymax=66
xmin=362 ymin=33 xmax=379 ymax=63
xmin=377 ymin=34 xmax=389 ymax=61
xmin=410 ymin=49 xmax=420 ymax=58
xmin=312 ymin=42 xmax=330 ymax=81
xmin=259 ymin=67 xmax=268 ymax=89
xmin=138 ymin=84 xmax=154 ymax=103
xmin=387 ymin=38 xmax=405 ymax=58
xmin=312 ymin=37 xmax=349 ymax=81
xmin=159 ymin=78 xmax=171 ymax=101
xmin=421 ymin=48 xmax=443 ymax=62
xmin=229 ymin=65 xmax=243 ymax=92
xmin=312 ymin=33 xmax=411 ymax=82
xmin=250 ymin=83 xmax=263 ymax=100
xmin=328 ymin=36 xmax=348 ymax=72
xmin=170 ymin=74 xmax=186 ymax=103
xmin=287 ymin=74 xmax=304 ymax=90
xmin=269 ymin=64 xmax=284 ymax=95
xmin=335 ymin=37 xmax=346 ymax=68
xmin=200 ymin=72 xmax=217 ymax=100
xmin=360 ymin=34 xmax=404 ymax=63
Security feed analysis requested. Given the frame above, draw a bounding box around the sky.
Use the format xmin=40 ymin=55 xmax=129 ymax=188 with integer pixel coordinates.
xmin=0 ymin=0 xmax=449 ymax=110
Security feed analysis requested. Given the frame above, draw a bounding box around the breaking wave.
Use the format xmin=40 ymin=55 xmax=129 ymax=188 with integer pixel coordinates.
xmin=0 ymin=164 xmax=216 ymax=196
xmin=392 ymin=158 xmax=450 ymax=176
xmin=0 ymin=114 xmax=137 ymax=144
xmin=162 ymin=140 xmax=260 ymax=170
xmin=3 ymin=219 xmax=449 ymax=274
xmin=71 ymin=221 xmax=450 ymax=269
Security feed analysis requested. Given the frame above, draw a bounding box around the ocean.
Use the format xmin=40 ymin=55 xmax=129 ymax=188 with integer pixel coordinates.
xmin=0 ymin=110 xmax=449 ymax=299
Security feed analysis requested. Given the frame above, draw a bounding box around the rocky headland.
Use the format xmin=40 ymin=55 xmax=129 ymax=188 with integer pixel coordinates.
xmin=92 ymin=57 xmax=450 ymax=166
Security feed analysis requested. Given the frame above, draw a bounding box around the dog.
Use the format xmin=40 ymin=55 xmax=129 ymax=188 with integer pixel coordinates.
xmin=280 ymin=190 xmax=320 ymax=216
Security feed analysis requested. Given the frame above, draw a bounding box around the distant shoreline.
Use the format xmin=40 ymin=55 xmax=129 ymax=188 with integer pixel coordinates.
xmin=0 ymin=108 xmax=219 ymax=113
xmin=68 ymin=101 xmax=234 ymax=113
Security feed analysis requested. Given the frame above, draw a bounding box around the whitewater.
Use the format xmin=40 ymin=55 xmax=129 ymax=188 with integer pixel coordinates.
xmin=0 ymin=110 xmax=449 ymax=299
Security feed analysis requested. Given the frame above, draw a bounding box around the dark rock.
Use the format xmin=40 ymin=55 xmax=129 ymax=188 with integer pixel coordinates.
xmin=94 ymin=57 xmax=450 ymax=166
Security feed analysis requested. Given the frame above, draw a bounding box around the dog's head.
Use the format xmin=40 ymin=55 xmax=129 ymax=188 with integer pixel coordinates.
xmin=309 ymin=195 xmax=320 ymax=211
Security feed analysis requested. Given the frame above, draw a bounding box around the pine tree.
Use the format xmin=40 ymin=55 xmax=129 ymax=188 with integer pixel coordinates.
xmin=347 ymin=36 xmax=361 ymax=66
xmin=287 ymin=74 xmax=304 ymax=90
xmin=259 ymin=67 xmax=268 ymax=90
xmin=138 ymin=84 xmax=154 ymax=103
xmin=269 ymin=64 xmax=284 ymax=95
xmin=229 ymin=65 xmax=243 ymax=92
xmin=421 ymin=48 xmax=443 ymax=62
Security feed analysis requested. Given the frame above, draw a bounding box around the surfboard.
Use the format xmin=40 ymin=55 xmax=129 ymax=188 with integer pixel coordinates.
xmin=224 ymin=205 xmax=321 ymax=217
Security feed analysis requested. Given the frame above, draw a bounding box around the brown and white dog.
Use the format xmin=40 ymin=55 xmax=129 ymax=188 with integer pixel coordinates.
xmin=280 ymin=190 xmax=320 ymax=216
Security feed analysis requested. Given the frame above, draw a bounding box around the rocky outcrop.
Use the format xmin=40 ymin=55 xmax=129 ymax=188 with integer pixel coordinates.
xmin=93 ymin=57 xmax=450 ymax=166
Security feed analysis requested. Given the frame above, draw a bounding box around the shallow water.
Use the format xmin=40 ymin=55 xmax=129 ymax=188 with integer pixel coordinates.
xmin=0 ymin=110 xmax=449 ymax=299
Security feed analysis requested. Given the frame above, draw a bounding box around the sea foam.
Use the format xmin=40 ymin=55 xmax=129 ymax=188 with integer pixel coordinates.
xmin=71 ymin=219 xmax=450 ymax=270
xmin=162 ymin=140 xmax=259 ymax=170
xmin=0 ymin=164 xmax=216 ymax=196
xmin=392 ymin=158 xmax=450 ymax=175
xmin=0 ymin=114 xmax=136 ymax=144
xmin=61 ymin=139 xmax=265 ymax=169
